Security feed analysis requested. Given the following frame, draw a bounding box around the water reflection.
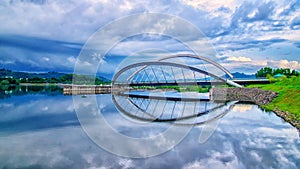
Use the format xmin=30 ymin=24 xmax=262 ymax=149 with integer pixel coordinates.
xmin=112 ymin=94 xmax=236 ymax=125
xmin=0 ymin=91 xmax=299 ymax=168
xmin=0 ymin=91 xmax=76 ymax=136
xmin=0 ymin=85 xmax=62 ymax=99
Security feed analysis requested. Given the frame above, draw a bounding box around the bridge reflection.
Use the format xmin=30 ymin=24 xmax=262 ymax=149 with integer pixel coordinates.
xmin=112 ymin=93 xmax=237 ymax=126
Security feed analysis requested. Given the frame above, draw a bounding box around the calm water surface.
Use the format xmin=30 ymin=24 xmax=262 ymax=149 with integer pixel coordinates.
xmin=0 ymin=86 xmax=299 ymax=169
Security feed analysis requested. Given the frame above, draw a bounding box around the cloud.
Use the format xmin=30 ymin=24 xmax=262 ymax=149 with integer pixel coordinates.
xmin=0 ymin=34 xmax=82 ymax=55
xmin=9 ymin=0 xmax=48 ymax=5
xmin=215 ymin=37 xmax=287 ymax=53
xmin=220 ymin=58 xmax=300 ymax=74
xmin=294 ymin=42 xmax=300 ymax=48
xmin=290 ymin=16 xmax=300 ymax=30
xmin=0 ymin=35 xmax=82 ymax=72
xmin=232 ymin=104 xmax=253 ymax=113
xmin=0 ymin=0 xmax=300 ymax=74
xmin=67 ymin=56 xmax=76 ymax=63
xmin=181 ymin=0 xmax=238 ymax=14
xmin=232 ymin=0 xmax=275 ymax=23
xmin=267 ymin=59 xmax=300 ymax=69
xmin=226 ymin=56 xmax=252 ymax=62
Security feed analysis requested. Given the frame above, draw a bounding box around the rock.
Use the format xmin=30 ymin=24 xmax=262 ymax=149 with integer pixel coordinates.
xmin=210 ymin=88 xmax=278 ymax=105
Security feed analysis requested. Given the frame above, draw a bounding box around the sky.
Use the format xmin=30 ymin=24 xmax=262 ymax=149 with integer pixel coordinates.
xmin=0 ymin=0 xmax=300 ymax=77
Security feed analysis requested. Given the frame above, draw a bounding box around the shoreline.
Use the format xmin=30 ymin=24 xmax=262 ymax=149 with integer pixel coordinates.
xmin=210 ymin=87 xmax=299 ymax=130
xmin=19 ymin=83 xmax=57 ymax=86
xmin=270 ymin=108 xmax=300 ymax=130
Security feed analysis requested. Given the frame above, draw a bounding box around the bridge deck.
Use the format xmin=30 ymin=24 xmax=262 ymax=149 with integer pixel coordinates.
xmin=114 ymin=79 xmax=270 ymax=87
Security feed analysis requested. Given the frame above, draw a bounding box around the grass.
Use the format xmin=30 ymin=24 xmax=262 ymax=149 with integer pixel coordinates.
xmin=247 ymin=76 xmax=300 ymax=121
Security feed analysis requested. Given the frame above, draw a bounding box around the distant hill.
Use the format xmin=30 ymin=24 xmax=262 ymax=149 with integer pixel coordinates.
xmin=225 ymin=72 xmax=256 ymax=79
xmin=0 ymin=68 xmax=65 ymax=79
xmin=0 ymin=68 xmax=109 ymax=82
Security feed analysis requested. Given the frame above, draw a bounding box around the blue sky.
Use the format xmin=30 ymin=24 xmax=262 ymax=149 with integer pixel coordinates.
xmin=0 ymin=0 xmax=300 ymax=77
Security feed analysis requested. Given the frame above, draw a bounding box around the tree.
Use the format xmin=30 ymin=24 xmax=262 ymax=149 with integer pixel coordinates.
xmin=291 ymin=70 xmax=299 ymax=76
xmin=256 ymin=67 xmax=299 ymax=78
xmin=256 ymin=67 xmax=273 ymax=77
xmin=0 ymin=80 xmax=10 ymax=85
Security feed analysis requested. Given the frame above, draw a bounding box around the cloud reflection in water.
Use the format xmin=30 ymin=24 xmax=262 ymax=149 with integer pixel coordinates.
xmin=0 ymin=93 xmax=299 ymax=168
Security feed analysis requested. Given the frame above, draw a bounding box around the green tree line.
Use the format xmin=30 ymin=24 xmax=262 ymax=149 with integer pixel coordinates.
xmin=255 ymin=67 xmax=299 ymax=78
xmin=1 ymin=74 xmax=110 ymax=85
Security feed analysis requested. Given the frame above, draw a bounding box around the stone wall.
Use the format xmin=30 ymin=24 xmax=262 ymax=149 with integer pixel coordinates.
xmin=210 ymin=88 xmax=278 ymax=105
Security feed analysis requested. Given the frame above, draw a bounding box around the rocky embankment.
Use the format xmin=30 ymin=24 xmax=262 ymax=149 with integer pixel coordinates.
xmin=210 ymin=88 xmax=278 ymax=105
xmin=211 ymin=88 xmax=300 ymax=130
xmin=273 ymin=108 xmax=300 ymax=129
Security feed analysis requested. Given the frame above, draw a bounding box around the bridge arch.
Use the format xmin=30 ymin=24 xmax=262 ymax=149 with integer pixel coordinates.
xmin=125 ymin=54 xmax=234 ymax=83
xmin=113 ymin=61 xmax=225 ymax=84
xmin=112 ymin=54 xmax=242 ymax=88
xmin=158 ymin=54 xmax=234 ymax=79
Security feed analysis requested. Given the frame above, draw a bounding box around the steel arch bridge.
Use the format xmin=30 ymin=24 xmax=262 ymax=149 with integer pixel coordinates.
xmin=112 ymin=54 xmax=242 ymax=88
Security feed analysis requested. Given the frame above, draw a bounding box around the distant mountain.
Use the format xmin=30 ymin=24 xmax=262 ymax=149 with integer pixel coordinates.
xmin=0 ymin=68 xmax=66 ymax=79
xmin=225 ymin=72 xmax=256 ymax=79
xmin=0 ymin=68 xmax=109 ymax=82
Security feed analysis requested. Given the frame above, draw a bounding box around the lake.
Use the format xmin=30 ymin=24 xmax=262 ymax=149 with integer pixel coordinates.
xmin=0 ymin=86 xmax=299 ymax=169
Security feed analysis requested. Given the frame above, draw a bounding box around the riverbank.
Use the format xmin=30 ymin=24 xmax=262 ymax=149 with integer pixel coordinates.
xmin=247 ymin=76 xmax=300 ymax=130
xmin=211 ymin=87 xmax=299 ymax=130
xmin=210 ymin=88 xmax=278 ymax=105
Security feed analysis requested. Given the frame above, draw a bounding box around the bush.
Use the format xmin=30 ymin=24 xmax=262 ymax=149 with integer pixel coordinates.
xmin=0 ymin=80 xmax=10 ymax=85
xmin=266 ymin=74 xmax=278 ymax=83
xmin=279 ymin=75 xmax=287 ymax=81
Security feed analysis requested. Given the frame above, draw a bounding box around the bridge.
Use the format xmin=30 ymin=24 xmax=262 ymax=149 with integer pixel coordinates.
xmin=108 ymin=54 xmax=272 ymax=126
xmin=63 ymin=54 xmax=268 ymax=95
xmin=112 ymin=54 xmax=244 ymax=89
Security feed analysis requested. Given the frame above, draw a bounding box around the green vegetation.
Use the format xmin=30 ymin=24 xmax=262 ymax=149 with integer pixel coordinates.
xmin=1 ymin=80 xmax=10 ymax=85
xmin=0 ymin=85 xmax=63 ymax=99
xmin=0 ymin=68 xmax=66 ymax=79
xmin=18 ymin=74 xmax=109 ymax=85
xmin=0 ymin=78 xmax=19 ymax=85
xmin=132 ymin=85 xmax=210 ymax=93
xmin=248 ymin=76 xmax=300 ymax=121
xmin=255 ymin=67 xmax=299 ymax=78
xmin=1 ymin=74 xmax=109 ymax=85
xmin=0 ymin=68 xmax=110 ymax=85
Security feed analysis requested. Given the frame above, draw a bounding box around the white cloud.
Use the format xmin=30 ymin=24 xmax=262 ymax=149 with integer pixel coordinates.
xmin=268 ymin=59 xmax=300 ymax=69
xmin=226 ymin=56 xmax=252 ymax=62
xmin=42 ymin=57 xmax=50 ymax=62
xmin=119 ymin=0 xmax=133 ymax=11
xmin=67 ymin=56 xmax=76 ymax=63
xmin=232 ymin=104 xmax=253 ymax=113
xmin=182 ymin=150 xmax=241 ymax=169
xmin=181 ymin=0 xmax=238 ymax=13
xmin=254 ymin=29 xmax=300 ymax=42
xmin=220 ymin=58 xmax=300 ymax=73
